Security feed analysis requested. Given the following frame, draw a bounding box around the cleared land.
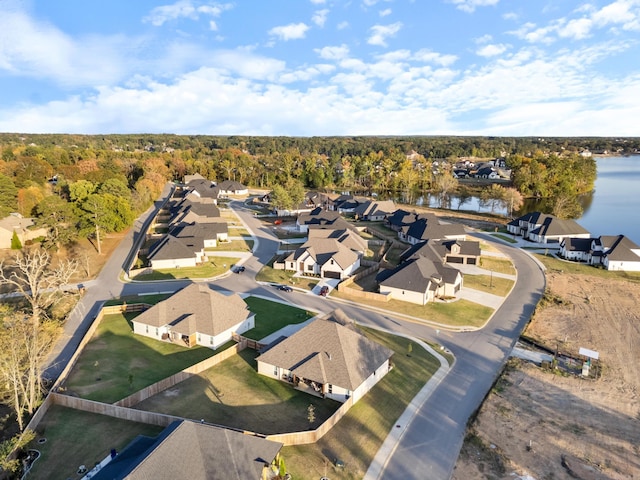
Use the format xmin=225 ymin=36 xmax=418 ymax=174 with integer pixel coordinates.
xmin=454 ymin=262 xmax=640 ymax=480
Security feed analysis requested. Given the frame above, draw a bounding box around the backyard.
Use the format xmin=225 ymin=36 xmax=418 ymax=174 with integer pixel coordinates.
xmin=131 ymin=256 xmax=235 ymax=280
xmin=243 ymin=296 xmax=315 ymax=340
xmin=132 ymin=348 xmax=342 ymax=435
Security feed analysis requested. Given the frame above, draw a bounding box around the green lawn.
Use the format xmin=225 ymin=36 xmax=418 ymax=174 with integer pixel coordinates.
xmin=331 ymin=290 xmax=493 ymax=328
xmin=256 ymin=259 xmax=318 ymax=291
xmin=205 ymin=238 xmax=254 ymax=252
xmin=133 ymin=257 xmax=232 ymax=280
xmin=535 ymin=253 xmax=640 ymax=282
xmin=478 ymin=256 xmax=516 ymax=275
xmin=491 ymin=233 xmax=518 ymax=243
xmin=243 ymin=296 xmax=315 ymax=340
xmin=283 ymin=327 xmax=442 ymax=480
xmin=63 ymin=313 xmax=215 ymax=403
xmin=463 ymin=274 xmax=515 ymax=296
xmin=26 ymin=405 xmax=164 ymax=480
xmin=133 ymin=349 xmax=341 ymax=435
xmin=104 ymin=293 xmax=171 ymax=307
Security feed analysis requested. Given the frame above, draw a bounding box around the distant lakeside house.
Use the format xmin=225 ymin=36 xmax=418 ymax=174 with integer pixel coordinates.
xmin=507 ymin=212 xmax=590 ymax=245
xmin=256 ymin=311 xmax=394 ymax=403
xmin=560 ymin=234 xmax=640 ymax=271
xmin=132 ymin=283 xmax=254 ymax=349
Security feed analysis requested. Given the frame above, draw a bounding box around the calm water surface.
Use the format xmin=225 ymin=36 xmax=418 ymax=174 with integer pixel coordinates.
xmin=577 ymin=156 xmax=640 ymax=242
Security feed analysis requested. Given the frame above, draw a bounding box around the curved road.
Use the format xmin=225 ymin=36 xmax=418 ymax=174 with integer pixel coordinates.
xmin=45 ymin=192 xmax=545 ymax=480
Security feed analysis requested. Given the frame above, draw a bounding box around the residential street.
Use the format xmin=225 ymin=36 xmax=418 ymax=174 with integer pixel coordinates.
xmin=44 ymin=192 xmax=545 ymax=480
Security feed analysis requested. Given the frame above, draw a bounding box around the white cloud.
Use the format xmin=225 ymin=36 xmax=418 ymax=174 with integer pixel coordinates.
xmin=268 ymin=23 xmax=310 ymax=41
xmin=476 ymin=43 xmax=509 ymax=57
xmin=310 ymin=0 xmax=326 ymax=4
xmin=367 ymin=22 xmax=403 ymax=47
xmin=448 ymin=0 xmax=500 ymax=14
xmin=337 ymin=21 xmax=350 ymax=30
xmin=143 ymin=1 xmax=232 ymax=26
xmin=380 ymin=8 xmax=392 ymax=17
xmin=312 ymin=9 xmax=329 ymax=27
xmin=315 ymin=45 xmax=350 ymax=60
xmin=502 ymin=12 xmax=518 ymax=21
xmin=413 ymin=49 xmax=458 ymax=67
xmin=559 ymin=18 xmax=593 ymax=39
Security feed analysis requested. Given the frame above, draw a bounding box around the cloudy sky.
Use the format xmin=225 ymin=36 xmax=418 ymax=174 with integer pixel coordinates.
xmin=0 ymin=0 xmax=639 ymax=136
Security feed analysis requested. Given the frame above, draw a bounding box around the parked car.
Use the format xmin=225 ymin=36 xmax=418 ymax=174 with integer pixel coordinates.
xmin=234 ymin=265 xmax=246 ymax=273
xmin=278 ymin=285 xmax=293 ymax=293
xmin=319 ymin=286 xmax=329 ymax=296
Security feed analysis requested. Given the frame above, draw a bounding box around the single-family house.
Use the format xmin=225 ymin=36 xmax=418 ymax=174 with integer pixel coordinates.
xmin=404 ymin=216 xmax=467 ymax=245
xmin=283 ymin=237 xmax=360 ymax=279
xmin=256 ymin=312 xmax=393 ymax=403
xmin=91 ymin=420 xmax=283 ymax=480
xmin=217 ymin=180 xmax=248 ymax=196
xmin=527 ymin=217 xmax=590 ymax=244
xmin=385 ymin=209 xmax=419 ymax=233
xmin=296 ymin=207 xmax=347 ymax=233
xmin=559 ymin=237 xmax=594 ymax=262
xmin=0 ymin=213 xmax=47 ymax=249
xmin=132 ymin=283 xmax=255 ymax=349
xmin=307 ymin=226 xmax=367 ymax=254
xmin=146 ymin=235 xmax=200 ymax=269
xmin=594 ymin=235 xmax=640 ymax=271
xmin=354 ymin=200 xmax=396 ymax=221
xmin=185 ymin=178 xmax=220 ymax=202
xmin=377 ymin=254 xmax=463 ymax=305
xmin=402 ymin=239 xmax=481 ymax=265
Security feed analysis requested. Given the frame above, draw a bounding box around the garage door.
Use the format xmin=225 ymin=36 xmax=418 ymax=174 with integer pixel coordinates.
xmin=324 ymin=270 xmax=341 ymax=279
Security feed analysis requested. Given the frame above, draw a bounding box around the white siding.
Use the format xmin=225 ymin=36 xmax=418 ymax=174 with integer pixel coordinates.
xmin=379 ymin=285 xmax=431 ymax=305
xmin=604 ymin=259 xmax=640 ymax=272
xmin=149 ymin=257 xmax=197 ymax=269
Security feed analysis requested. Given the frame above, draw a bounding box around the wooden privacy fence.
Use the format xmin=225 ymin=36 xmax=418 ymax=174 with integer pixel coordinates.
xmin=115 ymin=342 xmax=247 ymax=408
xmin=267 ymin=396 xmax=355 ymax=446
xmin=52 ymin=303 xmax=152 ymax=392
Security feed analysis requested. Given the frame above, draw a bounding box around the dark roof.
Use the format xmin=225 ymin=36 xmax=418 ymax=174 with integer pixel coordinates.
xmin=297 ymin=207 xmax=344 ymax=227
xmin=401 ymin=239 xmax=481 ymax=263
xmin=256 ymin=314 xmax=393 ymax=390
xmin=377 ymin=256 xmax=460 ymax=293
xmin=561 ymin=237 xmax=593 ymax=252
xmin=385 ymin=209 xmax=418 ymax=228
xmin=147 ymin=235 xmax=198 ymax=262
xmin=92 ymin=420 xmax=282 ymax=480
xmin=529 ymin=217 xmax=589 ymax=237
xmin=604 ymin=235 xmax=640 ymax=262
xmin=132 ymin=284 xmax=252 ymax=336
xmin=170 ymin=222 xmax=227 ymax=240
xmin=217 ymin=180 xmax=246 ymax=192
xmin=187 ymin=179 xmax=220 ymax=199
xmin=405 ymin=216 xmax=466 ymax=242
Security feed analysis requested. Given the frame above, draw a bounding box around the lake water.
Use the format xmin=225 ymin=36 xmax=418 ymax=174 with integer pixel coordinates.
xmin=399 ymin=155 xmax=640 ymax=243
xmin=576 ymin=156 xmax=640 ymax=242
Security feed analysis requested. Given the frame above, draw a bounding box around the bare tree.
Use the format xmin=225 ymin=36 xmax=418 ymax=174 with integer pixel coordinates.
xmin=0 ymin=249 xmax=77 ymax=324
xmin=0 ymin=307 xmax=61 ymax=430
xmin=502 ymin=187 xmax=524 ymax=218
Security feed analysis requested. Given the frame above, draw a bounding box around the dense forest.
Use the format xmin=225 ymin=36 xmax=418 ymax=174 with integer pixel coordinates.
xmin=0 ymin=133 xmax=631 ymax=251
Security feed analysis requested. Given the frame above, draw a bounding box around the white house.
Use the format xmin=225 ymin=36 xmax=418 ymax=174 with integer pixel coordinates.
xmin=0 ymin=213 xmax=47 ymax=249
xmin=217 ymin=180 xmax=248 ymax=196
xmin=559 ymin=237 xmax=593 ymax=262
xmin=283 ymin=237 xmax=360 ymax=279
xmin=256 ymin=312 xmax=393 ymax=403
xmin=595 ymin=235 xmax=640 ymax=271
xmin=131 ymin=284 xmax=255 ymax=349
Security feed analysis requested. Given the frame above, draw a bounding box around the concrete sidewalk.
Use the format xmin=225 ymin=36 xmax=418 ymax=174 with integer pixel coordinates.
xmin=363 ymin=333 xmax=452 ymax=480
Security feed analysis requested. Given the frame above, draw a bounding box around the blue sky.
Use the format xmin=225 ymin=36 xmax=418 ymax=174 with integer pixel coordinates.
xmin=0 ymin=0 xmax=638 ymax=136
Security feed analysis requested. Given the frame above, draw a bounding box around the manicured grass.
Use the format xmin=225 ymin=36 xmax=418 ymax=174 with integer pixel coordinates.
xmin=384 ymin=245 xmax=408 ymax=266
xmin=491 ymin=233 xmax=518 ymax=243
xmin=478 ymin=256 xmax=516 ymax=275
xmin=64 ymin=313 xmax=215 ymax=403
xmin=283 ymin=327 xmax=442 ymax=480
xmin=331 ymin=290 xmax=493 ymax=327
xmin=133 ymin=349 xmax=341 ymax=435
xmin=205 ymin=238 xmax=254 ymax=251
xmin=535 ymin=254 xmax=640 ymax=282
xmin=243 ymin=296 xmax=315 ymax=340
xmin=104 ymin=293 xmax=171 ymax=307
xmin=133 ymin=257 xmax=232 ymax=281
xmin=256 ymin=259 xmax=319 ymax=291
xmin=360 ymin=222 xmax=396 ymax=239
xmin=27 ymin=405 xmax=163 ymax=480
xmin=347 ymin=272 xmax=379 ymax=292
xmin=463 ymin=274 xmax=515 ymax=296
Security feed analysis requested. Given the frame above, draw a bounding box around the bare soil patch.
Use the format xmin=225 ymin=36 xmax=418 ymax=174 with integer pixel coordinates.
xmin=453 ymin=272 xmax=640 ymax=480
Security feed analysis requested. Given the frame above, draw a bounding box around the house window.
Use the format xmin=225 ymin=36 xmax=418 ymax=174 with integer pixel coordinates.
xmin=330 ymin=259 xmax=334 ymax=265
xmin=210 ymin=337 xmax=214 ymax=345
xmin=307 ymin=264 xmax=313 ymax=271
xmin=274 ymin=366 xmax=278 ymax=376
xmin=345 ymin=390 xmax=351 ymax=400
xmin=155 ymin=328 xmax=159 ymax=336
xmin=145 ymin=325 xmax=148 ymax=333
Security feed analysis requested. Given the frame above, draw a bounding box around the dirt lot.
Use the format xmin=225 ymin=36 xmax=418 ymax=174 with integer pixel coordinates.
xmin=453 ymin=271 xmax=640 ymax=480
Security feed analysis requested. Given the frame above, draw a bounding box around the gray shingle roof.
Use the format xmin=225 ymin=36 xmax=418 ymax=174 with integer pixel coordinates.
xmin=604 ymin=235 xmax=640 ymax=261
xmin=93 ymin=420 xmax=282 ymax=480
xmin=133 ymin=284 xmax=252 ymax=336
xmin=529 ymin=217 xmax=589 ymax=237
xmin=257 ymin=315 xmax=393 ymax=390
xmin=147 ymin=235 xmax=198 ymax=262
xmin=285 ymin=237 xmax=359 ymax=270
xmin=377 ymin=255 xmax=460 ymax=293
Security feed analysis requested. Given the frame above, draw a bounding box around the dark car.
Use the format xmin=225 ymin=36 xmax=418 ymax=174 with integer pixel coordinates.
xmin=278 ymin=285 xmax=293 ymax=293
xmin=319 ymin=286 xmax=329 ymax=296
xmin=234 ymin=265 xmax=246 ymax=273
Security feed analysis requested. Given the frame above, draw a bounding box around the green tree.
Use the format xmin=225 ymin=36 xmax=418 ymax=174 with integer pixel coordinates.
xmin=270 ymin=184 xmax=292 ymax=212
xmin=34 ymin=195 xmax=78 ymax=250
xmin=78 ymin=193 xmax=134 ymax=254
xmin=10 ymin=231 xmax=22 ymax=250
xmin=0 ymin=173 xmax=18 ymax=218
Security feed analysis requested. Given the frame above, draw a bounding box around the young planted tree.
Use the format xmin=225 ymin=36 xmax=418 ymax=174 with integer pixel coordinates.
xmin=10 ymin=231 xmax=22 ymax=250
